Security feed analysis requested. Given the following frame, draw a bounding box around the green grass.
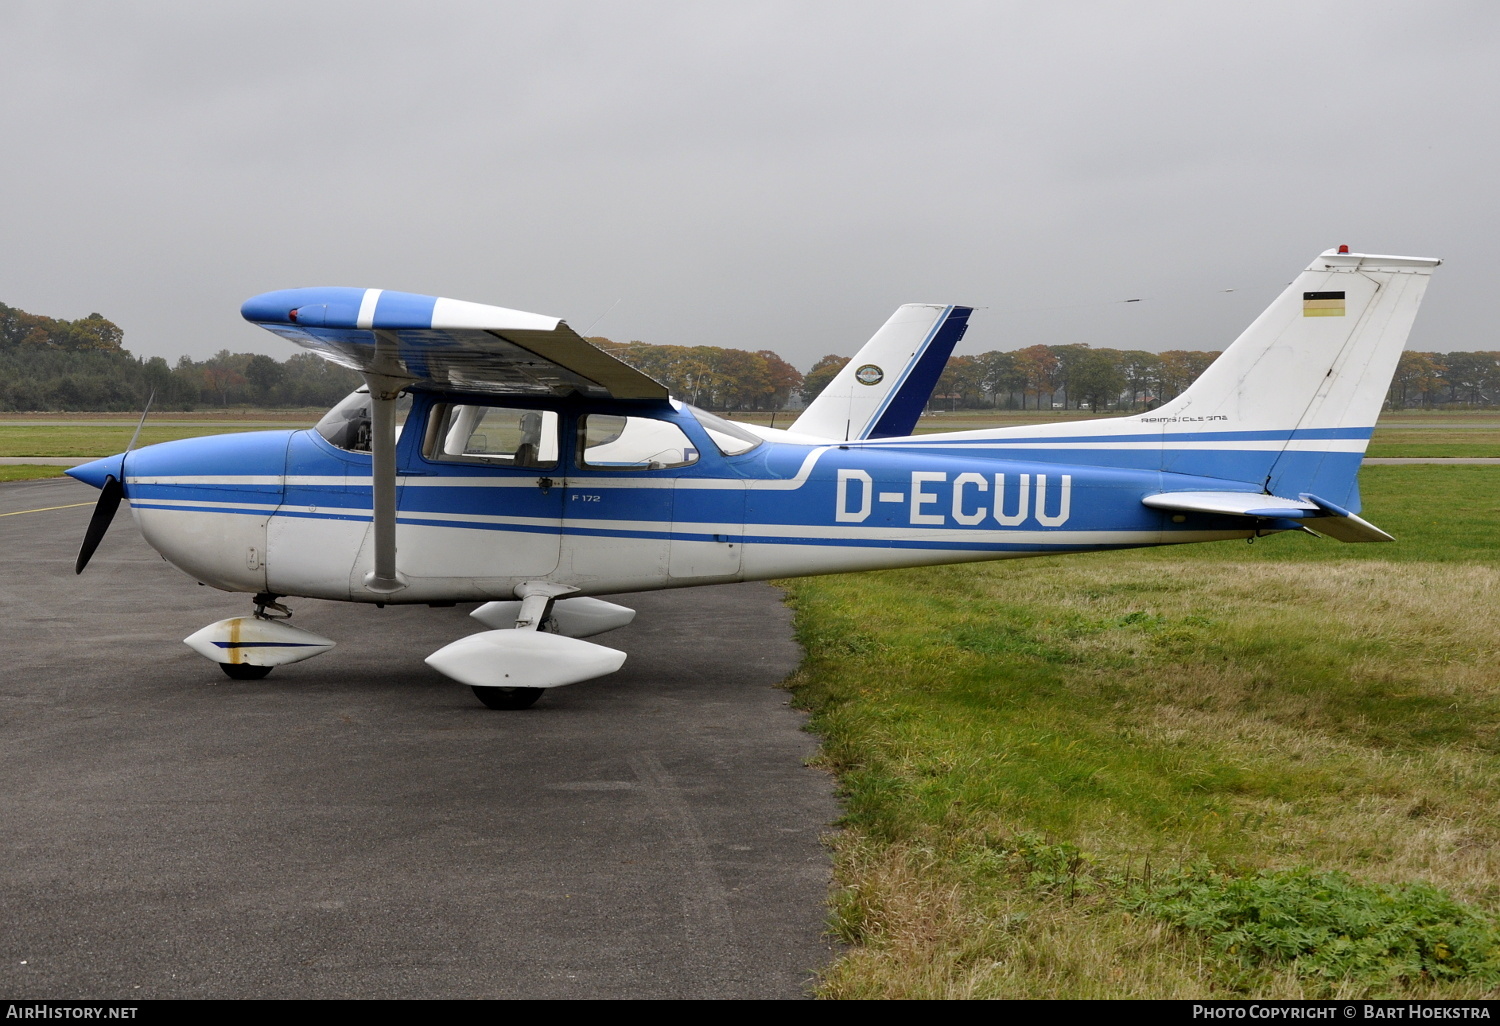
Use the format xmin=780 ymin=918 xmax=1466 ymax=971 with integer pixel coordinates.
xmin=886 ymin=409 xmax=1500 ymax=458
xmin=0 ymin=465 xmax=67 ymax=482
xmin=1366 ymin=445 xmax=1500 ymax=458
xmin=1156 ymin=465 xmax=1500 ymax=564
xmin=783 ymin=465 xmax=1500 ymax=998
xmin=0 ymin=423 xmax=304 ymax=458
xmin=7 ymin=409 xmax=1500 ymax=458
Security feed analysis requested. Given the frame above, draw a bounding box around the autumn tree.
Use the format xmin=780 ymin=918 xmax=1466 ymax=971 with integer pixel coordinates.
xmin=1156 ymin=350 xmax=1220 ymax=402
xmin=800 ymin=355 xmax=849 ymax=405
xmin=1066 ymin=347 xmax=1127 ymax=411
xmin=1387 ymin=351 xmax=1446 ymax=409
xmin=1117 ymin=350 xmax=1162 ymax=409
xmin=933 ymin=355 xmax=987 ymax=409
xmin=1011 ymin=345 xmax=1059 ymax=410
xmin=976 ymin=351 xmax=1024 ymax=407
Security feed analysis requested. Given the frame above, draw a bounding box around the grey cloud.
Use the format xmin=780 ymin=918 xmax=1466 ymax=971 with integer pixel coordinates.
xmin=0 ymin=1 xmax=1493 ymax=368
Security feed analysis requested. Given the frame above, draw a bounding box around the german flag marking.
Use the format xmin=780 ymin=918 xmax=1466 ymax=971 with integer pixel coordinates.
xmin=1304 ymin=290 xmax=1345 ymax=317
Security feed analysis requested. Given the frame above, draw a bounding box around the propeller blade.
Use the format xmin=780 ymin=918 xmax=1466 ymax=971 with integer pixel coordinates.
xmin=126 ymin=389 xmax=155 ymax=452
xmin=75 ymin=475 xmax=123 ymax=575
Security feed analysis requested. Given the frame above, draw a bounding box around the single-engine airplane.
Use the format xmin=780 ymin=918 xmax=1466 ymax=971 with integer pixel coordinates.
xmin=67 ymin=247 xmax=1439 ymax=709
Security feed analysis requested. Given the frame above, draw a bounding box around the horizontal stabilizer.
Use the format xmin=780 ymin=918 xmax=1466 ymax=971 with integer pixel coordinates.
xmin=425 ymin=630 xmax=626 ymax=689
xmin=1298 ymin=493 xmax=1396 ymax=543
xmin=470 ymin=596 xmax=637 ymax=637
xmin=1142 ymin=491 xmax=1393 ymax=543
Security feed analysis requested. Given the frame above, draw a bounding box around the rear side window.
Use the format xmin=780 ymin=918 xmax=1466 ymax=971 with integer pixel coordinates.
xmin=578 ymin=415 xmax=698 ymax=470
xmin=424 ymin=404 xmax=559 ymax=468
xmin=688 ymin=405 xmax=763 ymax=456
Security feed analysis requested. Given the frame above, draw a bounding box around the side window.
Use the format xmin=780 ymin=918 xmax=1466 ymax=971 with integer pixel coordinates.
xmin=577 ymin=415 xmax=699 ymax=470
xmin=424 ymin=404 xmax=559 ymax=469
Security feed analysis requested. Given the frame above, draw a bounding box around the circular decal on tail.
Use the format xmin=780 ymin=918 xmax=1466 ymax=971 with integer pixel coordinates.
xmin=855 ymin=364 xmax=884 ymax=386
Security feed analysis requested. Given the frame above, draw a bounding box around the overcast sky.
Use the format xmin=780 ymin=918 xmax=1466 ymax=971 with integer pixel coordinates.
xmin=1 ymin=1 xmax=1494 ymax=369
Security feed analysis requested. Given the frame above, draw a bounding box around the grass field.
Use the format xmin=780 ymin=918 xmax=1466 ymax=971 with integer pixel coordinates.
xmin=0 ymin=413 xmax=319 ymax=458
xmin=782 ymin=464 xmax=1500 ymax=998
xmin=0 ymin=465 xmax=66 ymax=482
xmin=747 ymin=408 xmax=1500 ymax=458
xmin=3 ymin=408 xmax=1500 ymax=459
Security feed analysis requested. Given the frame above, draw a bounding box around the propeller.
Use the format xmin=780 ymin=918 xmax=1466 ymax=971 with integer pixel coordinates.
xmin=74 ymin=475 xmax=124 ymax=574
xmin=74 ymin=390 xmax=153 ymax=575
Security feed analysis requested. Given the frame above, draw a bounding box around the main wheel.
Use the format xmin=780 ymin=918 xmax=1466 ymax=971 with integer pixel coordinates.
xmin=471 ymin=685 xmax=544 ymax=710
xmin=220 ymin=662 xmax=273 ymax=680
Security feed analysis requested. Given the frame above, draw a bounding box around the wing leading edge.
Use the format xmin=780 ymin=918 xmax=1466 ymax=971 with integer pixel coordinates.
xmin=241 ymin=287 xmax=667 ymax=400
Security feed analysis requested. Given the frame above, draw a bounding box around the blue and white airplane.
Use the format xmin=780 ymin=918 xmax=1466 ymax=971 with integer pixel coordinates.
xmin=68 ymin=247 xmax=1439 ymax=709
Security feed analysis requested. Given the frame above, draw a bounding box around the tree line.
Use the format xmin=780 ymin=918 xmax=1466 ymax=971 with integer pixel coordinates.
xmin=1387 ymin=351 xmax=1500 ymax=408
xmin=0 ymin=301 xmax=363 ymax=412
xmin=798 ymin=346 xmax=1222 ymax=412
xmin=601 ymin=339 xmax=1220 ymax=412
xmin=621 ymin=343 xmax=1500 ymax=413
xmin=2 ymin=298 xmax=1496 ymax=413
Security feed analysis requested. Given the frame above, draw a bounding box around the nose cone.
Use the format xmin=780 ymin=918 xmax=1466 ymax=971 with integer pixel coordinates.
xmin=67 ymin=454 xmax=125 ymax=490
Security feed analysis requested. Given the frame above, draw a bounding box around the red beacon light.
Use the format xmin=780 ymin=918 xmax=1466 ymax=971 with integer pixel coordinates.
xmin=1337 ymin=245 xmax=1350 ymax=254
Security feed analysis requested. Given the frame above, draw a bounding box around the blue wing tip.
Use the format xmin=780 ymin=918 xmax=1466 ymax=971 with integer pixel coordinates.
xmin=241 ymin=287 xmax=368 ymax=326
xmin=241 ymin=288 xmax=440 ymax=330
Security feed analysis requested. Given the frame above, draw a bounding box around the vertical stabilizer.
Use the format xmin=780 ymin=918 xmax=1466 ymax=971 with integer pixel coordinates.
xmin=1155 ymin=249 xmax=1440 ymax=505
xmin=791 ymin=304 xmax=971 ymax=440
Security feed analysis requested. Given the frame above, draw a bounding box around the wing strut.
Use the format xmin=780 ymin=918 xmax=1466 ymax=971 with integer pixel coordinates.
xmin=362 ymin=334 xmax=413 ymax=595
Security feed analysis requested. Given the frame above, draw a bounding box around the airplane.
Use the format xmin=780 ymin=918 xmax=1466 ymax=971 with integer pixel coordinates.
xmin=66 ymin=246 xmax=1440 ymax=709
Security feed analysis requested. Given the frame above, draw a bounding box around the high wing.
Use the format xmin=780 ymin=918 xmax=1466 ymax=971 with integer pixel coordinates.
xmin=242 ymin=286 xmax=666 ymax=597
xmin=241 ymin=287 xmax=666 ymax=400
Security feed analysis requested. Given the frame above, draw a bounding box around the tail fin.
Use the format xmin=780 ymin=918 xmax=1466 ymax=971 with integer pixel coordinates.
xmin=903 ymin=249 xmax=1439 ymax=512
xmin=791 ymin=304 xmax=971 ymax=441
xmin=1156 ymin=248 xmax=1440 ymax=506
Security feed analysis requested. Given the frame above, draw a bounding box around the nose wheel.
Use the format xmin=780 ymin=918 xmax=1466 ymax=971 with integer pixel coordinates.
xmin=471 ymin=686 xmax=544 ymax=710
xmin=184 ymin=595 xmax=337 ymax=681
xmin=220 ymin=662 xmax=273 ymax=680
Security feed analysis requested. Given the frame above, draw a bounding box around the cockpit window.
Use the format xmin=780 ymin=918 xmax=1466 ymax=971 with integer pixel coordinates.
xmin=687 ymin=405 xmax=764 ymax=456
xmin=423 ymin=403 xmax=559 ymax=468
xmin=578 ymin=415 xmax=699 ymax=470
xmin=315 ymin=388 xmax=412 ymax=452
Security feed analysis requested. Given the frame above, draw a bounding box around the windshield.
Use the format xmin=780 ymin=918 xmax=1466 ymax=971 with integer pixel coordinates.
xmin=687 ymin=405 xmax=763 ymax=456
xmin=314 ymin=388 xmax=412 ymax=452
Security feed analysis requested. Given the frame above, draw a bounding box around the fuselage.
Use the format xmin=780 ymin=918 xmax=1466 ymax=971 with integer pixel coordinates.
xmin=88 ymin=391 xmax=1275 ymax=603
